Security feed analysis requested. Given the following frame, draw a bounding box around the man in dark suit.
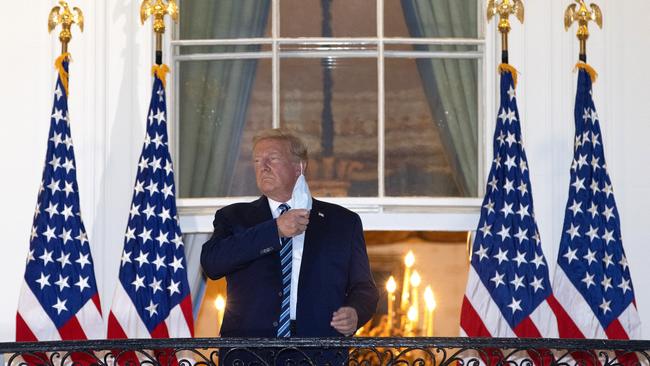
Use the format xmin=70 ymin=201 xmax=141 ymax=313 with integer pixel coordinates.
xmin=201 ymin=129 xmax=378 ymax=365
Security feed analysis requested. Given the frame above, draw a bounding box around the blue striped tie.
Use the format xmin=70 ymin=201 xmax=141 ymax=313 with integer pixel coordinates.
xmin=277 ymin=203 xmax=292 ymax=337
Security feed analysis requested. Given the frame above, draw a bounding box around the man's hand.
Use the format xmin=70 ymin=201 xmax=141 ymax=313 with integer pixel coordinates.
xmin=277 ymin=209 xmax=310 ymax=237
xmin=330 ymin=306 xmax=358 ymax=336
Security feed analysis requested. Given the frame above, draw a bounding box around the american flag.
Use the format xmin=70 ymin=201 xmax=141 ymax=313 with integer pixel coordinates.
xmin=461 ymin=68 xmax=564 ymax=341
xmin=107 ymin=66 xmax=193 ymax=353
xmin=16 ymin=57 xmax=104 ymax=343
xmin=551 ymin=66 xmax=641 ymax=343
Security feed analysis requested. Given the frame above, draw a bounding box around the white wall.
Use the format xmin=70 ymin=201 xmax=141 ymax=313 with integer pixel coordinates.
xmin=1 ymin=0 xmax=650 ymax=341
xmin=506 ymin=1 xmax=650 ymax=337
xmin=0 ymin=0 xmax=153 ymax=340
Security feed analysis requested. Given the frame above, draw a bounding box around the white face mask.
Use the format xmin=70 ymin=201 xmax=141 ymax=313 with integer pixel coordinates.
xmin=291 ymin=162 xmax=312 ymax=210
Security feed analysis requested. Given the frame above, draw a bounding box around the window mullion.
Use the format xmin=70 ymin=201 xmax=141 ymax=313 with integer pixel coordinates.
xmin=272 ymin=0 xmax=280 ymax=128
xmin=377 ymin=0 xmax=385 ymax=200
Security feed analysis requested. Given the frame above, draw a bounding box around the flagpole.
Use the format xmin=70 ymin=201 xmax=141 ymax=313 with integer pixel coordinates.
xmin=461 ymin=0 xmax=564 ymax=344
xmin=564 ymin=0 xmax=603 ymax=63
xmin=107 ymin=0 xmax=193 ymax=349
xmin=557 ymin=0 xmax=641 ymax=346
xmin=141 ymin=0 xmax=179 ymax=66
xmin=487 ymin=0 xmax=524 ymax=65
xmin=48 ymin=1 xmax=84 ymax=56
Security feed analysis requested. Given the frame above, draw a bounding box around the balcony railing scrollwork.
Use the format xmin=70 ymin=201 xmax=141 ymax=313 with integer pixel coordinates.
xmin=1 ymin=337 xmax=649 ymax=366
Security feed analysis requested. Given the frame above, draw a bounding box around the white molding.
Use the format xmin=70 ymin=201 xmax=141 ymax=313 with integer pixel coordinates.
xmin=180 ymin=210 xmax=480 ymax=234
xmin=177 ymin=197 xmax=482 ymax=233
xmin=178 ymin=196 xmax=482 ymax=211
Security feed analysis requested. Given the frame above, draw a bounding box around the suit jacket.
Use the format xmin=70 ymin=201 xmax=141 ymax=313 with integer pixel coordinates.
xmin=200 ymin=196 xmax=379 ymax=338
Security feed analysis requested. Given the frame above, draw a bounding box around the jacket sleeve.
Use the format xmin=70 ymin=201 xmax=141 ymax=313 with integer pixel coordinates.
xmin=200 ymin=207 xmax=282 ymax=280
xmin=343 ymin=213 xmax=379 ymax=330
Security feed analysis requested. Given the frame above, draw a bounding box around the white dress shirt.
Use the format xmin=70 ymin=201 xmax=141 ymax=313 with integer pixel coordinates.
xmin=268 ymin=198 xmax=304 ymax=320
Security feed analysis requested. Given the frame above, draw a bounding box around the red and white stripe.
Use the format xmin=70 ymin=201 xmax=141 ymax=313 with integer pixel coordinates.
xmin=461 ymin=266 xmax=560 ymax=338
xmin=107 ymin=281 xmax=193 ymax=339
xmin=461 ymin=267 xmax=569 ymax=366
xmin=107 ymin=283 xmax=193 ymax=366
xmin=16 ymin=280 xmax=103 ymax=341
xmin=553 ymin=269 xmax=641 ymax=340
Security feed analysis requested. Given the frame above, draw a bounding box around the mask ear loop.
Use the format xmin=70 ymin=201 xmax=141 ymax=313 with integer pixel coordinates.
xmin=300 ymin=161 xmax=304 ymax=176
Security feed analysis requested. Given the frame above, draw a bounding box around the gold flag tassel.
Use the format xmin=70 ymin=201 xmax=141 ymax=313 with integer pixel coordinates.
xmin=575 ymin=62 xmax=598 ymax=83
xmin=54 ymin=53 xmax=72 ymax=95
xmin=151 ymin=64 xmax=170 ymax=88
xmin=498 ymin=63 xmax=519 ymax=88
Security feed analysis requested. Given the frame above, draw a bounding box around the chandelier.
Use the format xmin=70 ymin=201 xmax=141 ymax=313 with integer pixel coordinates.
xmin=356 ymin=250 xmax=437 ymax=337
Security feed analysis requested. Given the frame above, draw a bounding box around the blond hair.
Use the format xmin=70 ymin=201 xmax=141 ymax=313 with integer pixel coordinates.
xmin=253 ymin=128 xmax=308 ymax=162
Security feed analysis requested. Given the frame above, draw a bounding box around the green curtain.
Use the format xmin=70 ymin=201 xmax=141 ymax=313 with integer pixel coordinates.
xmin=177 ymin=0 xmax=270 ymax=314
xmin=179 ymin=0 xmax=270 ymax=198
xmin=401 ymin=0 xmax=479 ymax=196
xmin=183 ymin=233 xmax=211 ymax=315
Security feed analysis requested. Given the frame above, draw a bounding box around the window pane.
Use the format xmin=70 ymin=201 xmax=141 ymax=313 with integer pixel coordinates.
xmin=178 ymin=59 xmax=272 ymax=198
xmin=385 ymin=0 xmax=478 ymax=38
xmin=280 ymin=58 xmax=378 ymax=197
xmin=178 ymin=45 xmax=272 ymax=55
xmin=280 ymin=43 xmax=377 ymax=53
xmin=385 ymin=57 xmax=479 ymax=197
xmin=281 ymin=0 xmax=376 ymax=37
xmin=385 ymin=44 xmax=479 ymax=53
xmin=179 ymin=0 xmax=271 ymax=39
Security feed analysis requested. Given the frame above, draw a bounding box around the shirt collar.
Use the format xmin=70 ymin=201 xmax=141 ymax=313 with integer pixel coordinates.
xmin=267 ymin=197 xmax=293 ymax=215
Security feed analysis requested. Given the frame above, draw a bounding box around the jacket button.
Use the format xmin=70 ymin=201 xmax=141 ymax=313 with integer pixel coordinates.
xmin=278 ymin=291 xmax=283 ymax=297
xmin=273 ymin=321 xmax=278 ymax=327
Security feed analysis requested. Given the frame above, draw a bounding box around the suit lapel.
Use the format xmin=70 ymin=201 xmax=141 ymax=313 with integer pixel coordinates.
xmin=250 ymin=196 xmax=272 ymax=225
xmin=302 ymin=199 xmax=325 ymax=261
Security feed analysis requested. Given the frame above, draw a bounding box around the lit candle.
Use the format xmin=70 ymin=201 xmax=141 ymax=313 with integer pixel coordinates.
xmin=423 ymin=306 xmax=429 ymax=337
xmin=424 ymin=286 xmax=436 ymax=336
xmin=410 ymin=270 xmax=421 ymax=332
xmin=401 ymin=251 xmax=415 ymax=312
xmin=214 ymin=294 xmax=225 ymax=333
xmin=386 ymin=276 xmax=397 ymax=330
xmin=407 ymin=305 xmax=418 ymax=336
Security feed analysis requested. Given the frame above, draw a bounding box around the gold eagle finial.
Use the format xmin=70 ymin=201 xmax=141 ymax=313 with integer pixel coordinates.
xmin=140 ymin=0 xmax=179 ymax=35
xmin=564 ymin=0 xmax=602 ymax=57
xmin=487 ymin=0 xmax=524 ymax=60
xmin=48 ymin=1 xmax=84 ymax=54
xmin=141 ymin=0 xmax=179 ymax=64
xmin=487 ymin=0 xmax=524 ymax=33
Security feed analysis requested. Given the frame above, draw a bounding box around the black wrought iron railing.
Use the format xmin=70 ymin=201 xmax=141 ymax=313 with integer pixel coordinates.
xmin=1 ymin=337 xmax=648 ymax=366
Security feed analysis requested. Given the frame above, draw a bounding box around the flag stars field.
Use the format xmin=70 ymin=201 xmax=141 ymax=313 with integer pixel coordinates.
xmin=461 ymin=69 xmax=561 ymax=339
xmin=552 ymin=68 xmax=640 ymax=341
xmin=17 ymin=59 xmax=103 ymax=342
xmin=108 ymin=68 xmax=193 ymax=341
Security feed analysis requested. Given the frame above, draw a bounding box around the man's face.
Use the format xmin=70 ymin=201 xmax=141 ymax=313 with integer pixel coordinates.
xmin=253 ymin=138 xmax=301 ymax=201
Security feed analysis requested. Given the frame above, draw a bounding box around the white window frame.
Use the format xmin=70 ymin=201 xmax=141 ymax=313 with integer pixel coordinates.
xmin=168 ymin=0 xmax=498 ymax=234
